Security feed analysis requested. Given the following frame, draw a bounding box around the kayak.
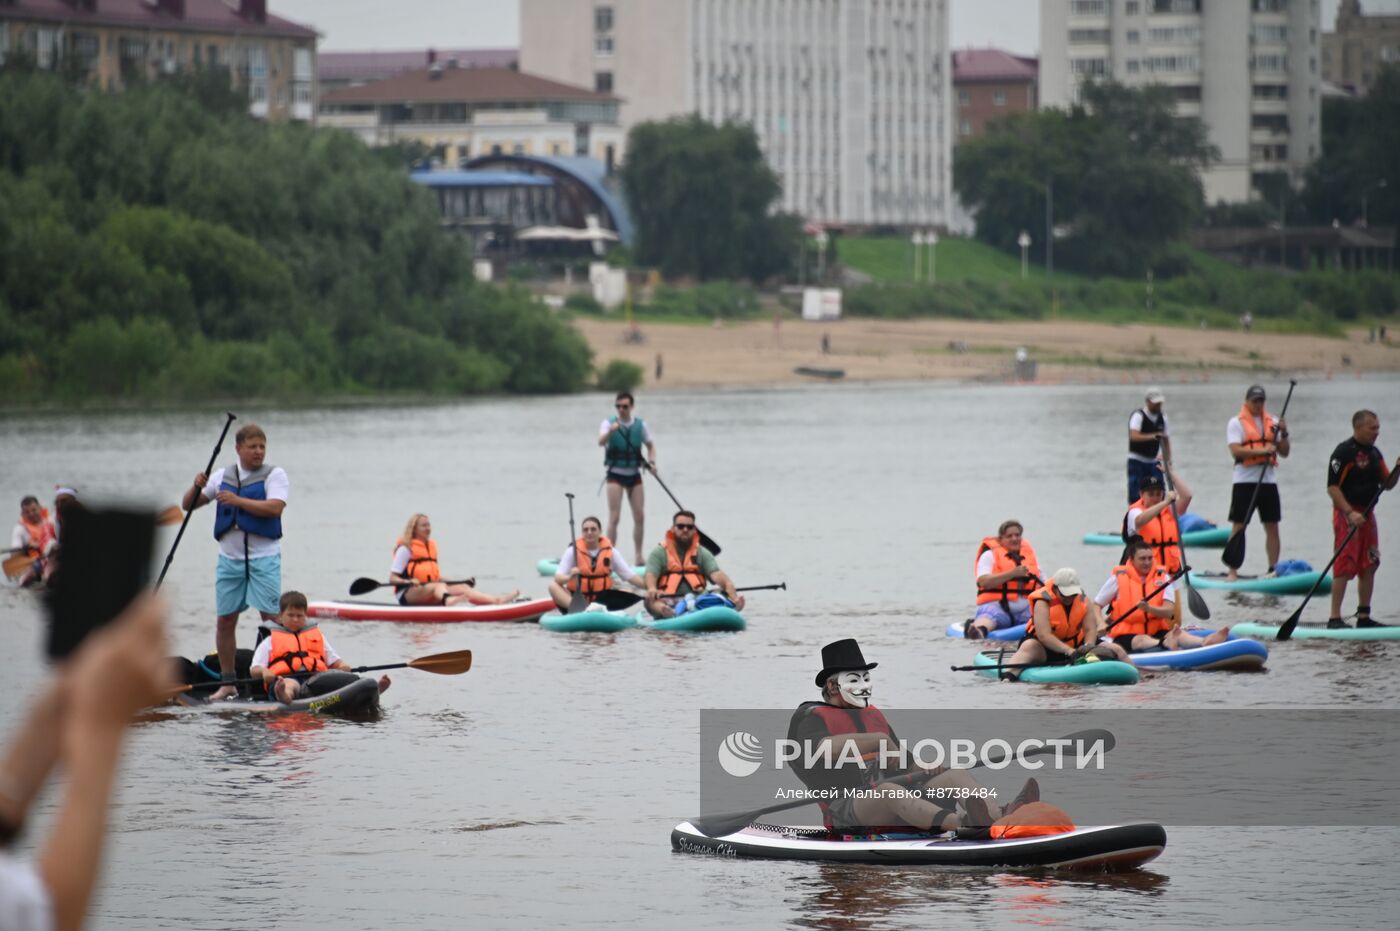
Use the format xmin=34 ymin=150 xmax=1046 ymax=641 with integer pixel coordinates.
xmin=1229 ymin=621 xmax=1400 ymax=641
xmin=1126 ymin=638 xmax=1267 ymax=671
xmin=670 ymin=820 xmax=1166 ymax=870
xmin=168 ymin=676 xmax=382 ymax=717
xmin=972 ymin=650 xmax=1140 ymax=685
xmin=945 ymin=620 xmax=1024 ymax=642
xmin=307 ymin=597 xmax=553 ymax=623
xmin=541 ymin=609 xmax=638 ymax=633
xmin=1082 ymin=527 xmax=1230 ymax=547
xmin=641 ymin=605 xmax=746 ymax=632
xmin=1186 ymin=571 xmax=1331 ymax=594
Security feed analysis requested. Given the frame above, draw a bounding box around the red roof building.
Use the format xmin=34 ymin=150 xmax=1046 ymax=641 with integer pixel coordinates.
xmin=952 ymin=48 xmax=1038 ymax=144
xmin=319 ymin=47 xmax=518 ymax=94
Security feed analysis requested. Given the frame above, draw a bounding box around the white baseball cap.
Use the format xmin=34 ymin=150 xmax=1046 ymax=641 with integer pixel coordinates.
xmin=1050 ymin=568 xmax=1083 ymax=596
xmin=1145 ymin=387 xmax=1165 ymax=403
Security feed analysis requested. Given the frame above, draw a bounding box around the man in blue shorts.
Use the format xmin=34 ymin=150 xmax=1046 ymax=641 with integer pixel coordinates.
xmin=599 ymin=391 xmax=656 ymax=565
xmin=181 ymin=423 xmax=288 ymax=701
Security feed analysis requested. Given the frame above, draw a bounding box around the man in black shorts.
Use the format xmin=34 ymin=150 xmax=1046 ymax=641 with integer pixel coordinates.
xmin=599 ymin=391 xmax=656 ymax=565
xmin=1325 ymin=410 xmax=1399 ymax=627
xmin=1226 ymin=385 xmax=1290 ymax=579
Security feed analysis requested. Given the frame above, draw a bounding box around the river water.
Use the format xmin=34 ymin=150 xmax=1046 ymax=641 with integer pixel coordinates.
xmin=2 ymin=377 xmax=1398 ymax=929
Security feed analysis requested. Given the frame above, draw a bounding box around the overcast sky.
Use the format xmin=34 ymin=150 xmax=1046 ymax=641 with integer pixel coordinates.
xmin=275 ymin=0 xmax=1384 ymax=55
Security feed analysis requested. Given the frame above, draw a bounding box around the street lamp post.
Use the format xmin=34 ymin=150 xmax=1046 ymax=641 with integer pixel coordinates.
xmin=1017 ymin=230 xmax=1031 ymax=279
xmin=911 ymin=230 xmax=924 ymax=282
xmin=1362 ymin=179 xmax=1388 ymax=228
xmin=928 ymin=230 xmax=938 ymax=284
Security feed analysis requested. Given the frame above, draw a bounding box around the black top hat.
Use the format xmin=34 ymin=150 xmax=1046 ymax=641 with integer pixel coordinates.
xmin=815 ymin=638 xmax=878 ymax=686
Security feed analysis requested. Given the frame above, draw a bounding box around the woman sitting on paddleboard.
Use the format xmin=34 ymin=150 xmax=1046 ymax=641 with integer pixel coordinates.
xmin=994 ymin=568 xmax=1127 ymax=680
xmin=548 ymin=515 xmax=646 ymax=611
xmin=390 ymin=513 xmax=518 ymax=607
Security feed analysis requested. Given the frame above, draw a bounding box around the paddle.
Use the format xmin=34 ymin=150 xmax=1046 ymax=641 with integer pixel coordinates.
xmin=1277 ymin=486 xmax=1386 ymax=641
xmin=613 ymin=425 xmax=722 ymax=556
xmin=348 ymin=576 xmax=475 ymax=596
xmin=1159 ymin=466 xmax=1210 ymax=621
xmin=564 ymin=492 xmax=589 ymax=614
xmin=173 ymin=648 xmax=474 ymax=695
xmin=1222 ymin=381 xmax=1296 ymax=571
xmin=589 ymin=583 xmax=784 ymax=612
xmin=3 ymin=505 xmax=186 ymax=578
xmin=690 ymin=727 xmax=1117 ymax=838
xmin=156 ymin=412 xmax=236 ymax=589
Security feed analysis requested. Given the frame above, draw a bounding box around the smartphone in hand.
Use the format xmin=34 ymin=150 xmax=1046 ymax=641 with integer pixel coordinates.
xmin=45 ymin=506 xmax=155 ymax=661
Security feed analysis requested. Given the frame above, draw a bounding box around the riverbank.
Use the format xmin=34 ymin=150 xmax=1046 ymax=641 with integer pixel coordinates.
xmin=574 ymin=316 xmax=1400 ymax=389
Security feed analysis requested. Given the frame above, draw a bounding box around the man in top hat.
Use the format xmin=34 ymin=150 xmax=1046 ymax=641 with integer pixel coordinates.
xmin=1127 ymin=387 xmax=1172 ymax=504
xmin=784 ymin=639 xmax=1034 ymax=835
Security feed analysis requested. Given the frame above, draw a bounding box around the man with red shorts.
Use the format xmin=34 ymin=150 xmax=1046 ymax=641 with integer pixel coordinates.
xmin=1326 ymin=410 xmax=1399 ymax=628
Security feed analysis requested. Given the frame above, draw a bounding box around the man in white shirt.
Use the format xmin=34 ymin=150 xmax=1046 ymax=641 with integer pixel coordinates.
xmin=181 ymin=423 xmax=288 ymax=700
xmin=1225 ymin=385 xmax=1290 ymax=579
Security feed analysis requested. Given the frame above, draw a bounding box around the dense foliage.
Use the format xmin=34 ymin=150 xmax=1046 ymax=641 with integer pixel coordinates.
xmin=1296 ymin=64 xmax=1400 ymax=228
xmin=0 ymin=68 xmax=591 ymax=402
xmin=620 ymin=116 xmax=802 ymax=282
xmin=954 ymin=82 xmax=1216 ymax=277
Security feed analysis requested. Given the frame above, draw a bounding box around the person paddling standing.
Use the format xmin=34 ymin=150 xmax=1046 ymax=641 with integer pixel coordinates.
xmin=1226 ymin=385 xmax=1290 ymax=580
xmin=1127 ymin=387 xmax=1171 ymax=504
xmin=600 ymin=391 xmax=656 ymax=565
xmin=1325 ymin=410 xmax=1399 ymax=628
xmin=180 ymin=423 xmax=287 ymax=702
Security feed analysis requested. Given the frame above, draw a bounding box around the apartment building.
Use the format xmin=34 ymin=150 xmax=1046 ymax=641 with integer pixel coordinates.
xmin=1040 ymin=0 xmax=1322 ymax=204
xmin=520 ymin=0 xmax=954 ymax=229
xmin=952 ymin=48 xmax=1038 ymax=143
xmin=1322 ymin=0 xmax=1400 ymax=94
xmin=0 ymin=0 xmax=317 ymax=121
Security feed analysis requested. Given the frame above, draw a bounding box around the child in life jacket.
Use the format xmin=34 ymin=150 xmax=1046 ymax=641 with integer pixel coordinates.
xmin=248 ymin=591 xmax=390 ymax=703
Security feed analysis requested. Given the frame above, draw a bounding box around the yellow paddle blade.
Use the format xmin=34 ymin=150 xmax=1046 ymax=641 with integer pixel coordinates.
xmin=156 ymin=504 xmax=184 ymax=525
xmin=405 ymin=649 xmax=473 ymax=675
xmin=3 ymin=553 xmax=36 ymax=579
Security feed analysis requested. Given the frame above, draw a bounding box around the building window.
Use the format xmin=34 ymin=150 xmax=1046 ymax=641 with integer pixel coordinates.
xmin=1149 ymin=26 xmax=1201 ymax=45
xmin=1250 ymin=54 xmax=1287 ymax=72
xmin=595 ymin=5 xmax=614 ymax=32
xmin=1153 ymin=0 xmax=1200 ymax=12
xmin=595 ymin=71 xmax=613 ymax=93
xmin=1126 ymin=30 xmax=1140 ymax=44
xmin=1070 ymin=0 xmax=1107 ymax=15
xmin=1071 ymin=57 xmax=1108 ymax=76
xmin=1252 ymin=25 xmax=1288 ymax=44
xmin=1252 ymin=0 xmax=1287 ymax=11
xmin=1251 ymin=114 xmax=1289 ymax=132
xmin=1069 ymin=29 xmax=1110 ymax=44
xmin=208 ymin=45 xmax=219 ymax=67
xmin=71 ymin=32 xmax=99 ymax=72
xmin=1125 ymin=1 xmax=1140 ymax=13
xmin=993 ymin=89 xmax=1006 ymax=106
xmin=959 ymin=118 xmax=971 ymax=136
xmin=1173 ymin=85 xmax=1202 ymax=101
xmin=1126 ymin=59 xmax=1141 ymax=73
xmin=958 ymin=89 xmax=970 ymax=105
xmin=594 ymin=35 xmax=614 ymax=56
xmin=1147 ymin=55 xmax=1199 ymax=73
xmin=1252 ymin=84 xmax=1289 ymax=99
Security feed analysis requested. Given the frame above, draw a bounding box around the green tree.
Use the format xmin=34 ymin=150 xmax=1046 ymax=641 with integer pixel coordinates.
xmin=954 ymin=81 xmax=1214 ymax=277
xmin=1299 ymin=63 xmax=1400 ymax=227
xmin=621 ymin=116 xmax=798 ymax=281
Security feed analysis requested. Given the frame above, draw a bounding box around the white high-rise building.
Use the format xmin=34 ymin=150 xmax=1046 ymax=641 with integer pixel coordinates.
xmin=521 ymin=0 xmax=954 ymax=228
xmin=1039 ymin=0 xmax=1321 ymax=204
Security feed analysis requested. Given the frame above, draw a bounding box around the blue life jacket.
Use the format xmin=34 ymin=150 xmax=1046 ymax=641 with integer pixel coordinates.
xmin=604 ymin=417 xmax=646 ymax=470
xmin=212 ymin=462 xmax=283 ymax=541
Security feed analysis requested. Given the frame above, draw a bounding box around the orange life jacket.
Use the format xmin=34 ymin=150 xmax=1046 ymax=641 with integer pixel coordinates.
xmin=658 ymin=530 xmax=707 ymax=595
xmin=990 ymin=801 xmax=1075 ymax=840
xmin=265 ymin=626 xmax=329 ymax=677
xmin=1125 ymin=498 xmax=1181 ymax=573
xmin=571 ymin=536 xmax=615 ymax=595
xmin=974 ymin=537 xmax=1042 ymax=606
xmin=1237 ymin=405 xmax=1279 ymax=467
xmin=1025 ymin=585 xmax=1089 ymax=648
xmin=394 ymin=537 xmax=440 ymax=584
xmin=1107 ymin=562 xmax=1174 ymax=638
xmin=18 ymin=509 xmax=55 ymax=558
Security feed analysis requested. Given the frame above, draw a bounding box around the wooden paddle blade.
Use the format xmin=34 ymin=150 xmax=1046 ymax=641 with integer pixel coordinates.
xmin=1220 ymin=531 xmax=1246 ymax=569
xmin=155 ymin=505 xmax=183 ymax=525
xmin=405 ymin=649 xmax=473 ymax=675
xmin=697 ymin=528 xmax=721 ymax=557
xmin=1186 ymin=584 xmax=1211 ymax=620
xmin=2 ymin=553 xmax=36 ymax=578
xmin=348 ymin=577 xmax=383 ymax=596
xmin=594 ymin=589 xmax=643 ymax=610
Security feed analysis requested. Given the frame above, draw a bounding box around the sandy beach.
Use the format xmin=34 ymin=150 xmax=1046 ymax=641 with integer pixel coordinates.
xmin=574 ymin=316 xmax=1400 ymax=389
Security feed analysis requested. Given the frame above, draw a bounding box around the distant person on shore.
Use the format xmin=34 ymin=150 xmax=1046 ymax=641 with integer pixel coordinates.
xmin=391 ymin=513 xmax=517 ymax=606
xmin=1325 ymin=410 xmax=1399 ymax=628
xmin=821 ymin=332 xmax=831 ymax=354
xmin=643 ymin=510 xmax=744 ymax=618
xmin=549 ymin=515 xmax=646 ymax=612
xmin=655 ymin=353 xmax=663 ymax=381
xmin=1126 ymin=387 xmax=1171 ymax=504
xmin=600 ymin=391 xmax=655 ymax=564
xmin=1226 ymin=385 xmax=1290 ymax=580
xmin=0 ymin=593 xmax=172 ymax=931
xmin=1096 ymin=541 xmax=1228 ymax=651
xmin=1240 ymin=312 xmax=1253 ymax=332
xmin=8 ymin=496 xmax=56 ymax=587
xmin=181 ymin=423 xmax=287 ymax=701
xmin=965 ymin=520 xmax=1042 ymax=640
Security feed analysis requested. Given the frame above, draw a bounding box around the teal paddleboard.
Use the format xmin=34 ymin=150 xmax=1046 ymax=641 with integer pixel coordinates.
xmin=972 ymin=650 xmax=1140 ymax=685
xmin=541 ymin=610 xmax=638 ymax=633
xmin=1186 ymin=570 xmax=1330 ymax=594
xmin=641 ymin=606 xmax=746 ymax=632
xmin=1082 ymin=527 xmax=1230 ymax=547
xmin=1230 ymin=621 xmax=1400 ymax=641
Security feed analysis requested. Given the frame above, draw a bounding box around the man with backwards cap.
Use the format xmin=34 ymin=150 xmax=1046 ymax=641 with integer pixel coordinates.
xmin=786 ymin=639 xmax=1037 ymax=835
xmin=1226 ymin=384 xmax=1290 ymax=580
xmin=994 ymin=568 xmax=1127 ymax=680
xmin=1127 ymin=387 xmax=1172 ymax=505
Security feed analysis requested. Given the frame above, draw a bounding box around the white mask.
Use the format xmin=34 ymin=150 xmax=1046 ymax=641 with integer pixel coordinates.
xmin=834 ymin=670 xmax=872 ymax=708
